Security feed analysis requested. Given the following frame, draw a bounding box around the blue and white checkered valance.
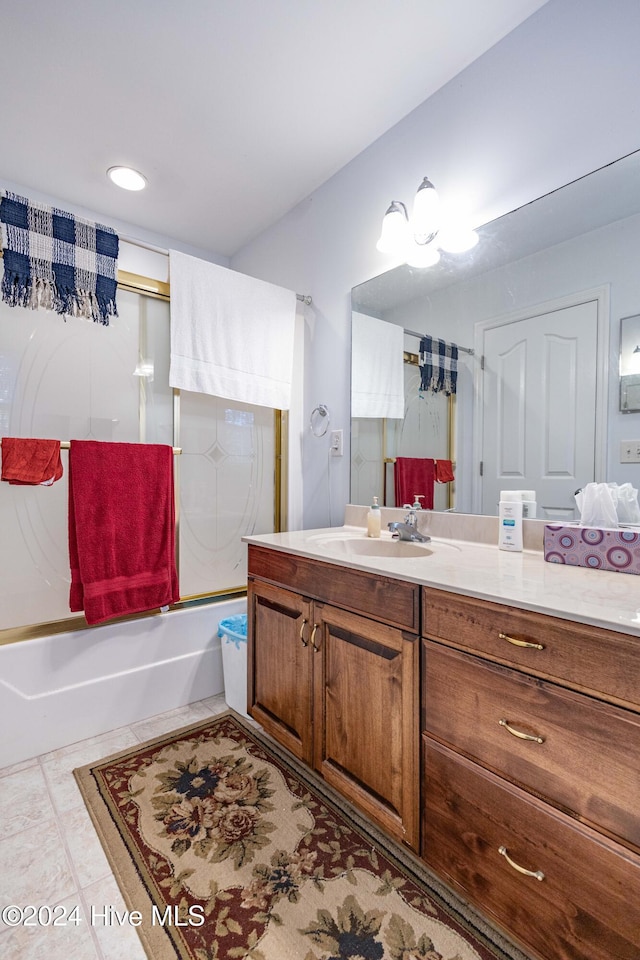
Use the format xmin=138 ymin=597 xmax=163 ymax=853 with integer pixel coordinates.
xmin=419 ymin=335 xmax=458 ymax=395
xmin=0 ymin=192 xmax=119 ymax=325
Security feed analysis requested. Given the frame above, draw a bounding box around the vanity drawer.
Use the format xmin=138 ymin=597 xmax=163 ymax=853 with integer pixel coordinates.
xmin=248 ymin=545 xmax=420 ymax=632
xmin=422 ymin=640 xmax=640 ymax=850
xmin=422 ymin=587 xmax=640 ymax=711
xmin=422 ymin=738 xmax=640 ymax=960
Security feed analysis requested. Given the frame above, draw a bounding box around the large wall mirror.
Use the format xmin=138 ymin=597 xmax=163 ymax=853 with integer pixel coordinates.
xmin=351 ymin=149 xmax=640 ymax=519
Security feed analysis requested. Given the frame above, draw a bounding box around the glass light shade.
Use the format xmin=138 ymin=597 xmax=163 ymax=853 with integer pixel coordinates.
xmin=405 ymin=242 xmax=441 ymax=268
xmin=412 ymin=177 xmax=440 ymax=244
xmin=376 ymin=201 xmax=410 ymax=254
xmin=107 ymin=166 xmax=147 ymax=191
xmin=438 ymin=226 xmax=479 ymax=253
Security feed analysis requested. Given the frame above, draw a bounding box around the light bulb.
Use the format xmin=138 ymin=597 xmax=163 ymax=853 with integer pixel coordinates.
xmin=376 ymin=201 xmax=410 ymax=255
xmin=412 ymin=177 xmax=440 ymax=244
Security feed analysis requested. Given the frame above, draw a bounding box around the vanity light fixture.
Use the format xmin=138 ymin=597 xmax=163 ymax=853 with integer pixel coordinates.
xmin=412 ymin=176 xmax=440 ymax=244
xmin=107 ymin=166 xmax=147 ymax=191
xmin=376 ymin=175 xmax=478 ymax=267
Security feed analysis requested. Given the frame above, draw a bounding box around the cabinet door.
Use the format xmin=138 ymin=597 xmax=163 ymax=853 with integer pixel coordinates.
xmin=423 ymin=738 xmax=640 ymax=960
xmin=313 ymin=603 xmax=419 ymax=850
xmin=248 ymin=579 xmax=313 ymax=763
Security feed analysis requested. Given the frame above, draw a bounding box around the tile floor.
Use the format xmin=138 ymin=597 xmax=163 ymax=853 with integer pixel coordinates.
xmin=0 ymin=693 xmax=230 ymax=960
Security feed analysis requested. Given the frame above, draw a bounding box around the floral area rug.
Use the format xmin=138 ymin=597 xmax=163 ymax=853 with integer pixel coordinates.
xmin=74 ymin=711 xmax=530 ymax=960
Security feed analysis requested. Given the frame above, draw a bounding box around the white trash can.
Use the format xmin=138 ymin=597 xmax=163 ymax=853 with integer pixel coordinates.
xmin=217 ymin=614 xmax=250 ymax=719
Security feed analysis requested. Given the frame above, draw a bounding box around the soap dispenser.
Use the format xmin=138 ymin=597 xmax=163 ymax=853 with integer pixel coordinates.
xmin=367 ymin=496 xmax=381 ymax=538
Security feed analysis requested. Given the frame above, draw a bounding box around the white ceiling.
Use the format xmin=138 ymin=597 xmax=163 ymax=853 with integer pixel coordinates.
xmin=0 ymin=0 xmax=548 ymax=257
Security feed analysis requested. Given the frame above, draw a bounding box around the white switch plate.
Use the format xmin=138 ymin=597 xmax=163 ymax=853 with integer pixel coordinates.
xmin=620 ymin=440 xmax=640 ymax=463
xmin=330 ymin=429 xmax=343 ymax=457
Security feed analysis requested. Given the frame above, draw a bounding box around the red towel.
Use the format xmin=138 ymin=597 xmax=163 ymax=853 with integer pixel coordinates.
xmin=394 ymin=457 xmax=435 ymax=509
xmin=1 ymin=437 xmax=63 ymax=485
xmin=435 ymin=459 xmax=455 ymax=483
xmin=68 ymin=440 xmax=180 ymax=625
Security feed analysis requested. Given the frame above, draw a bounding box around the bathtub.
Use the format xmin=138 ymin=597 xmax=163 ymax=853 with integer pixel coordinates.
xmin=0 ymin=597 xmax=246 ymax=767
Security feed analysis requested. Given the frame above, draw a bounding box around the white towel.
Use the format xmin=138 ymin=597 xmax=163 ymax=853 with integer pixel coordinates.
xmin=169 ymin=250 xmax=297 ymax=410
xmin=351 ymin=312 xmax=405 ymax=418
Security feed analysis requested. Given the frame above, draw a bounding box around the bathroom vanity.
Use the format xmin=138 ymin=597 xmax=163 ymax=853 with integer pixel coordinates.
xmin=244 ymin=511 xmax=640 ymax=960
xmin=247 ymin=543 xmax=420 ymax=848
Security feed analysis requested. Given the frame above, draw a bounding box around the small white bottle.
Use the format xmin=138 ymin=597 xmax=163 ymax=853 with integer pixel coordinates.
xmin=498 ymin=491 xmax=523 ymax=551
xmin=367 ymin=496 xmax=381 ymax=538
xmin=521 ymin=490 xmax=537 ymax=519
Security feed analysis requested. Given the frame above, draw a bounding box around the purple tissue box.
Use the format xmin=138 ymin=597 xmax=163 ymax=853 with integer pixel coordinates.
xmin=544 ymin=524 xmax=640 ymax=575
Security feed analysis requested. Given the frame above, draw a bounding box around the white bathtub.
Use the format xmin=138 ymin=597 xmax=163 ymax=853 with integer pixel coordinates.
xmin=0 ymin=597 xmax=246 ymax=767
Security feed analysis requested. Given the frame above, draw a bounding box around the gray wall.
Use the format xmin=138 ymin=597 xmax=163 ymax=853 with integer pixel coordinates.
xmin=231 ymin=0 xmax=640 ymax=528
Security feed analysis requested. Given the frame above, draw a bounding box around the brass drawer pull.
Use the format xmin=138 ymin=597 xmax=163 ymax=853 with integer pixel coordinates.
xmin=498 ymin=845 xmax=545 ymax=881
xmin=310 ymin=623 xmax=320 ymax=651
xmin=499 ymin=631 xmax=544 ymax=650
xmin=499 ymin=718 xmax=544 ymax=743
xmin=299 ymin=619 xmax=308 ymax=646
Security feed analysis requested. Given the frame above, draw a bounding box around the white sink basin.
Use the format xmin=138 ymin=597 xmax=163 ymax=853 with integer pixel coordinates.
xmin=308 ymin=532 xmax=461 ymax=560
xmin=316 ymin=537 xmax=433 ymax=558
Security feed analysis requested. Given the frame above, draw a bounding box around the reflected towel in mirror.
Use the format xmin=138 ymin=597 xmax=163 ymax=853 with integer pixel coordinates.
xmin=351 ymin=312 xmax=404 ymax=418
xmin=434 ymin=459 xmax=455 ymax=483
xmin=419 ymin=336 xmax=458 ymax=395
xmin=394 ymin=457 xmax=435 ymax=509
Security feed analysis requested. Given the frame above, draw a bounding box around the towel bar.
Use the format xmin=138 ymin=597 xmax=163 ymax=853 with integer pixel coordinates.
xmin=0 ymin=439 xmax=182 ymax=454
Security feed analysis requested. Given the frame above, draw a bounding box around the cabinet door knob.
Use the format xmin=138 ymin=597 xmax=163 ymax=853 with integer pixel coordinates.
xmin=299 ymin=619 xmax=308 ymax=646
xmin=499 ymin=631 xmax=544 ymax=650
xmin=498 ymin=845 xmax=545 ymax=881
xmin=310 ymin=623 xmax=320 ymax=651
xmin=499 ymin=718 xmax=544 ymax=744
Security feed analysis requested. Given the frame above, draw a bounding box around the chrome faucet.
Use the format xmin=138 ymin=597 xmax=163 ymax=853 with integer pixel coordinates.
xmin=387 ymin=509 xmax=431 ymax=543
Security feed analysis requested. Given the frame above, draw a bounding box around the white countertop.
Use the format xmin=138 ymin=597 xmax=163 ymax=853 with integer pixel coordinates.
xmin=244 ymin=511 xmax=640 ymax=640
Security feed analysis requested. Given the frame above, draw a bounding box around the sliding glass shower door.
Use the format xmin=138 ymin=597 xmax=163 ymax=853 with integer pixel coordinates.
xmin=0 ymin=281 xmax=277 ymax=634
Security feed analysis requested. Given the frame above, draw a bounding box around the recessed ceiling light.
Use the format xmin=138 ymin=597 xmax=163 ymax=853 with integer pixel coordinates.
xmin=107 ymin=166 xmax=147 ymax=191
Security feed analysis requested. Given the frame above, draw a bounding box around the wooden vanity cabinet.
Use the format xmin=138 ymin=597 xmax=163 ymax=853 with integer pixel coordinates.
xmin=248 ymin=577 xmax=313 ymax=762
xmin=421 ymin=587 xmax=640 ymax=960
xmin=424 ymin=741 xmax=640 ymax=960
xmin=248 ymin=546 xmax=640 ymax=957
xmin=247 ymin=545 xmax=420 ymax=849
